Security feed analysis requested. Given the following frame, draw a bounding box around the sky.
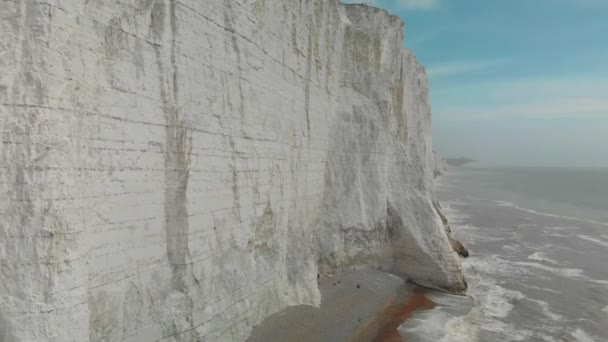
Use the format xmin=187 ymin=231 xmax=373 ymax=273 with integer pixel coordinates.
xmin=342 ymin=0 xmax=608 ymax=168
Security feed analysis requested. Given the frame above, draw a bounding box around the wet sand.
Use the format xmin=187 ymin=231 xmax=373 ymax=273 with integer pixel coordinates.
xmin=247 ymin=269 xmax=436 ymax=342
xmin=352 ymin=290 xmax=436 ymax=341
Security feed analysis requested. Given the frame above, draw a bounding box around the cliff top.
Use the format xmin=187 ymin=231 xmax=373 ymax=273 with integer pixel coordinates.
xmin=342 ymin=2 xmax=405 ymax=28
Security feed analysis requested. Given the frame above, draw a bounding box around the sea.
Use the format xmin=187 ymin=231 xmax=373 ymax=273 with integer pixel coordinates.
xmin=400 ymin=166 xmax=608 ymax=342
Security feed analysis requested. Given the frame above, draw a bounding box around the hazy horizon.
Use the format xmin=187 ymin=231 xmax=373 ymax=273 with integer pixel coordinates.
xmin=342 ymin=0 xmax=608 ymax=168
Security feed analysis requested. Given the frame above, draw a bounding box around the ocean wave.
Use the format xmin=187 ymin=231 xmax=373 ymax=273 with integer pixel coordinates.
xmin=399 ymin=307 xmax=481 ymax=342
xmin=465 ymin=255 xmax=530 ymax=278
xmin=443 ymin=199 xmax=469 ymax=206
xmin=501 ymin=244 xmax=522 ymax=253
xmin=571 ymin=329 xmax=599 ymax=342
xmin=464 ymin=247 xmax=607 ymax=288
xmin=457 ymin=259 xmax=529 ymax=339
xmin=513 ymin=261 xmax=608 ymax=286
xmin=525 ymin=298 xmax=564 ymax=321
xmin=402 ymin=242 xmax=602 ymax=342
xmin=527 ymin=252 xmax=560 ymax=265
xmin=513 ymin=261 xmax=585 ymax=278
xmin=480 ymin=284 xmax=525 ymax=319
xmin=434 ymin=182 xmax=608 ymax=341
xmin=440 ymin=203 xmax=471 ymax=222
xmin=493 ymin=200 xmax=608 ymax=227
xmin=401 ymin=276 xmax=535 ymax=342
xmin=522 ymin=284 xmax=560 ymax=294
xmin=551 ymin=225 xmax=583 ymax=231
xmin=576 ymin=234 xmax=608 ymax=248
xmin=457 ymin=195 xmax=608 ymax=227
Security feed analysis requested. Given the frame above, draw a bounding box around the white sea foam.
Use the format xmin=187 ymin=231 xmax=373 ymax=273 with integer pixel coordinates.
xmin=514 ymin=261 xmax=585 ymax=278
xmin=457 ymin=195 xmax=608 ymax=226
xmin=399 ymin=308 xmax=481 ymax=342
xmin=425 ymin=291 xmax=473 ymax=307
xmin=464 ymin=196 xmax=492 ymax=202
xmin=444 ymin=199 xmax=469 ymax=206
xmin=514 ymin=261 xmax=608 ymax=286
xmin=502 ymin=244 xmax=521 ymax=253
xmin=551 ymin=225 xmax=583 ymax=231
xmin=475 ymin=278 xmax=526 ymax=317
xmin=466 ymin=255 xmax=530 ymax=278
xmin=456 ymin=223 xmax=479 ymax=230
xmin=434 ymin=177 xmax=608 ymax=342
xmin=494 ymin=200 xmax=608 ymax=227
xmin=442 ymin=204 xmax=471 ymax=222
xmin=463 ymin=262 xmax=529 ymax=336
xmin=527 ymin=252 xmax=560 ymax=265
xmin=571 ymin=329 xmax=598 ymax=342
xmin=402 ymin=305 xmax=536 ymax=342
xmin=440 ymin=309 xmax=482 ymax=342
xmin=401 ymin=262 xmax=531 ymax=342
xmin=548 ymin=232 xmax=572 ymax=238
xmin=526 ymin=298 xmax=563 ymax=321
xmin=523 ymin=284 xmax=560 ymax=294
xmin=387 ymin=273 xmax=403 ymax=281
xmin=576 ymin=234 xmax=608 ymax=248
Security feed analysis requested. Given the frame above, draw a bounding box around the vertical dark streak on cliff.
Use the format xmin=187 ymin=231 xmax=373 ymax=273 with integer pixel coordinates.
xmin=152 ymin=0 xmax=192 ymax=293
xmin=18 ymin=1 xmax=58 ymax=289
xmin=304 ymin=29 xmax=313 ymax=137
xmin=169 ymin=0 xmax=179 ymax=104
xmin=229 ymin=136 xmax=241 ymax=221
xmin=223 ymin=0 xmax=243 ymax=219
xmin=150 ymin=1 xmax=197 ymax=338
xmin=12 ymin=2 xmax=38 ymax=230
xmin=223 ymin=0 xmax=245 ymax=121
xmin=3 ymin=1 xmax=77 ymax=337
xmin=394 ymin=57 xmax=406 ymax=142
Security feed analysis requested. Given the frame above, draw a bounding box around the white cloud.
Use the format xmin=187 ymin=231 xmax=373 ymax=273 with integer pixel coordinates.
xmin=434 ymin=77 xmax=608 ymax=120
xmin=473 ymin=78 xmax=608 ymax=100
xmin=427 ymin=60 xmax=504 ymax=78
xmin=438 ymin=99 xmax=608 ymax=120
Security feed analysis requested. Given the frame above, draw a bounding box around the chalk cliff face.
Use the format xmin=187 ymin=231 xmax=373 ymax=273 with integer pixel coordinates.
xmin=0 ymin=1 xmax=465 ymax=341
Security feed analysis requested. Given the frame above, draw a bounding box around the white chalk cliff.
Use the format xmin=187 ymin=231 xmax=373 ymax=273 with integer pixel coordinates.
xmin=0 ymin=0 xmax=466 ymax=341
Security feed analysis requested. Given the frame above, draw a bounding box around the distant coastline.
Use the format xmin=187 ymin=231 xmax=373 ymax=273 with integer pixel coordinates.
xmin=445 ymin=157 xmax=476 ymax=167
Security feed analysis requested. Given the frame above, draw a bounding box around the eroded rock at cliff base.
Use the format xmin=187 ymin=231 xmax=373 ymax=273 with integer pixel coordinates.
xmin=433 ymin=200 xmax=470 ymax=258
xmin=316 ymin=4 xmax=466 ymax=295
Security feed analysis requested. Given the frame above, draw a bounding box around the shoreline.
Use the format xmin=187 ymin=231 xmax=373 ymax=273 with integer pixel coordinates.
xmin=247 ymin=269 xmax=418 ymax=342
xmin=429 ymin=167 xmax=608 ymax=341
xmin=247 ymin=269 xmax=442 ymax=342
xmin=351 ymin=289 xmax=437 ymax=341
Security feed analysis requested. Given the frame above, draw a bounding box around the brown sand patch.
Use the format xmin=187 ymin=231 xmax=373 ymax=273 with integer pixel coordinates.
xmin=350 ymin=290 xmax=436 ymax=342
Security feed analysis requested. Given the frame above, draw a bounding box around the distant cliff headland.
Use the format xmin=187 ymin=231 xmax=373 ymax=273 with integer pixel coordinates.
xmin=445 ymin=157 xmax=477 ymax=167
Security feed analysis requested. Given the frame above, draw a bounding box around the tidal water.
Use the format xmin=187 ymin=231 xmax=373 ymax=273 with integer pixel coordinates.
xmin=401 ymin=166 xmax=608 ymax=342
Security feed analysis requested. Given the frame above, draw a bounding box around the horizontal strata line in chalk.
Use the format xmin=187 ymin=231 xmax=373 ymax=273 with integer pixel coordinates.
xmin=1 ymin=137 xmax=411 ymax=158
